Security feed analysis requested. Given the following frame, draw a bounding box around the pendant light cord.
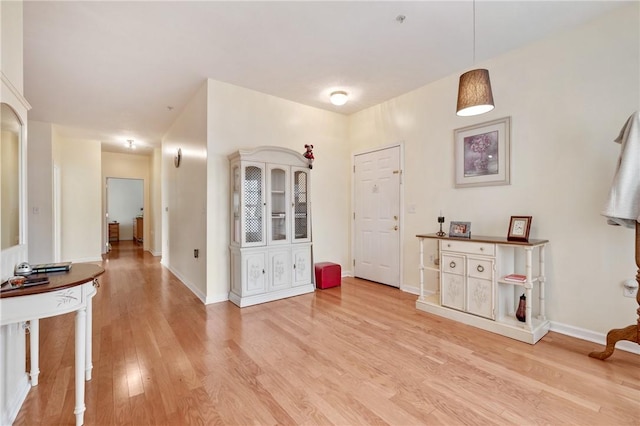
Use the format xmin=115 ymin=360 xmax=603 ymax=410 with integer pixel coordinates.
xmin=472 ymin=0 xmax=476 ymax=64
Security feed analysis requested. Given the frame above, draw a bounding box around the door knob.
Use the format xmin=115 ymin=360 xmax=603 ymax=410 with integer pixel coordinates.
xmin=394 ymin=225 xmax=398 ymax=231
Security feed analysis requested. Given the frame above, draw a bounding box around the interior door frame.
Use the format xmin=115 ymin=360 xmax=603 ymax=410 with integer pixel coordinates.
xmin=351 ymin=142 xmax=405 ymax=289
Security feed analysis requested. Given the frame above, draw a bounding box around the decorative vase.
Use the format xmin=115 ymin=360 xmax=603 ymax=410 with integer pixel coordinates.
xmin=516 ymin=293 xmax=526 ymax=322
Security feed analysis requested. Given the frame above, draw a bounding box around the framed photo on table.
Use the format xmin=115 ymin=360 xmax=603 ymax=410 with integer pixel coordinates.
xmin=454 ymin=116 xmax=511 ymax=188
xmin=449 ymin=221 xmax=471 ymax=238
xmin=507 ymin=216 xmax=532 ymax=242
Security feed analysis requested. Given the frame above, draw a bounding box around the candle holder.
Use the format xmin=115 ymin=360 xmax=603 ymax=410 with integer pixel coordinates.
xmin=436 ymin=216 xmax=446 ymax=237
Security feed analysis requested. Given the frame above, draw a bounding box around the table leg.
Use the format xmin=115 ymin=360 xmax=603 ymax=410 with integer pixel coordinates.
xmin=85 ymin=295 xmax=93 ymax=381
xmin=74 ymin=308 xmax=86 ymax=426
xmin=419 ymin=238 xmax=425 ymax=300
xmin=29 ymin=319 xmax=40 ymax=386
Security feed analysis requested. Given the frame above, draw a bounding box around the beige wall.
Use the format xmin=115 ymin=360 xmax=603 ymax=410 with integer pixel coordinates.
xmin=1 ymin=0 xmax=24 ymax=94
xmin=349 ymin=4 xmax=640 ymax=335
xmin=162 ymin=83 xmax=208 ymax=300
xmin=54 ymin=138 xmax=102 ymax=262
xmin=27 ymin=120 xmax=54 ymax=263
xmin=150 ymin=147 xmax=162 ymax=256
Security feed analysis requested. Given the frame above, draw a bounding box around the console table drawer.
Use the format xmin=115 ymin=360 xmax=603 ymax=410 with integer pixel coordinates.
xmin=1 ymin=286 xmax=85 ymax=324
xmin=441 ymin=240 xmax=495 ymax=256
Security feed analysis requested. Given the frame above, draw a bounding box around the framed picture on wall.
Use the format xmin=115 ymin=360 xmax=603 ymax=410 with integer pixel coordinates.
xmin=454 ymin=116 xmax=511 ymax=188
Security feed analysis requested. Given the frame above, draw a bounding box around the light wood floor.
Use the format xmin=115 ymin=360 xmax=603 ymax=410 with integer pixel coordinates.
xmin=14 ymin=241 xmax=640 ymax=425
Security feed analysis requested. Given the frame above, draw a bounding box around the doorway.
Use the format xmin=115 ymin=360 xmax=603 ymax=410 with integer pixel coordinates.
xmin=106 ymin=178 xmax=144 ymax=246
xmin=353 ymin=145 xmax=402 ymax=287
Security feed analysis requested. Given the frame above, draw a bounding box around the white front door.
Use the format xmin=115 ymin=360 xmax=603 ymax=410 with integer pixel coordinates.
xmin=354 ymin=146 xmax=401 ymax=287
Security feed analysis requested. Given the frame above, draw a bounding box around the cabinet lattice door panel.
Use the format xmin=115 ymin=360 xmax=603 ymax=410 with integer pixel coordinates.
xmin=244 ymin=164 xmax=265 ymax=245
xmin=229 ymin=147 xmax=314 ymax=308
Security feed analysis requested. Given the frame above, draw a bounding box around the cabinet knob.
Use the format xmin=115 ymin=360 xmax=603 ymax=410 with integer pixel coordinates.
xmin=480 ymin=247 xmax=484 ymax=251
xmin=262 ymin=269 xmax=265 ymax=274
xmin=447 ymin=244 xmax=451 ymax=248
xmin=449 ymin=261 xmax=456 ymax=269
xmin=477 ymin=265 xmax=484 ymax=273
xmin=394 ymin=225 xmax=398 ymax=231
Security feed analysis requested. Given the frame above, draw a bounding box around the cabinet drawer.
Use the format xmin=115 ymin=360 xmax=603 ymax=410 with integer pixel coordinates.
xmin=442 ymin=254 xmax=465 ymax=275
xmin=441 ymin=240 xmax=494 ymax=256
xmin=467 ymin=257 xmax=493 ymax=280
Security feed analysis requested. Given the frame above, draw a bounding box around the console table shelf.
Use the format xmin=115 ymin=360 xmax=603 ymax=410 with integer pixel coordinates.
xmin=416 ymin=233 xmax=550 ymax=344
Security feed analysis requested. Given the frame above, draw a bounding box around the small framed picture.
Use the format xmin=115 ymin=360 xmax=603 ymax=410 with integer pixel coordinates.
xmin=507 ymin=216 xmax=532 ymax=242
xmin=449 ymin=221 xmax=471 ymax=238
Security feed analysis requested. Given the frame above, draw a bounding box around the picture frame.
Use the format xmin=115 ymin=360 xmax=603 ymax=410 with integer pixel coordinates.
xmin=449 ymin=221 xmax=471 ymax=238
xmin=507 ymin=216 xmax=532 ymax=242
xmin=454 ymin=116 xmax=511 ymax=188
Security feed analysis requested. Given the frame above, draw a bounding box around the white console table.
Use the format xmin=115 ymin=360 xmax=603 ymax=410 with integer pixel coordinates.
xmin=416 ymin=234 xmax=550 ymax=344
xmin=0 ymin=263 xmax=104 ymax=425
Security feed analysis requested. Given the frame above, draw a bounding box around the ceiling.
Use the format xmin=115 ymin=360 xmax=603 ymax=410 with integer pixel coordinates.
xmin=23 ymin=1 xmax=629 ymax=155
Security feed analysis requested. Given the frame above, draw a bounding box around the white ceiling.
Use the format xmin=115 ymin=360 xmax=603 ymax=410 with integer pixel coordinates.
xmin=23 ymin=1 xmax=629 ymax=155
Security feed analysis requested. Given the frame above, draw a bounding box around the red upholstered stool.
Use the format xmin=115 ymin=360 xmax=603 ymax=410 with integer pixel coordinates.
xmin=314 ymin=262 xmax=341 ymax=289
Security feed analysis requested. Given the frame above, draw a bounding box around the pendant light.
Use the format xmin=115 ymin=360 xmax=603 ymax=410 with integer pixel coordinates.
xmin=456 ymin=0 xmax=494 ymax=116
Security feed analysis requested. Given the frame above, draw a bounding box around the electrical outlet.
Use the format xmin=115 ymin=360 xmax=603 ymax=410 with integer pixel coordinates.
xmin=194 ymin=249 xmax=199 ymax=259
xmin=623 ymin=286 xmax=637 ymax=298
xmin=623 ymin=279 xmax=638 ymax=298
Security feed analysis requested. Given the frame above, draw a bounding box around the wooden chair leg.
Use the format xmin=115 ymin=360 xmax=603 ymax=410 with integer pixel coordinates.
xmin=589 ymin=222 xmax=640 ymax=360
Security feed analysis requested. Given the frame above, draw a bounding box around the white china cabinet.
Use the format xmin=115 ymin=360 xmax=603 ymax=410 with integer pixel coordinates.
xmin=229 ymin=147 xmax=313 ymax=307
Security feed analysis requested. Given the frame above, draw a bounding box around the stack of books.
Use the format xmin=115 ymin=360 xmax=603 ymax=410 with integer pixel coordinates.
xmin=503 ymin=273 xmax=527 ymax=282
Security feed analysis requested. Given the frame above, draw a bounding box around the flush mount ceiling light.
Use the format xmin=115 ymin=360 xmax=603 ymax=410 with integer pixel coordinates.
xmin=126 ymin=139 xmax=136 ymax=149
xmin=456 ymin=0 xmax=495 ymax=117
xmin=330 ymin=91 xmax=349 ymax=106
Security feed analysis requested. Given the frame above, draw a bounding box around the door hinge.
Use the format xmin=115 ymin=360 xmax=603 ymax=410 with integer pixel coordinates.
xmin=353 ymin=259 xmax=355 ymax=266
xmin=353 ymin=212 xmax=355 ymax=220
xmin=353 ymin=165 xmax=355 ymax=173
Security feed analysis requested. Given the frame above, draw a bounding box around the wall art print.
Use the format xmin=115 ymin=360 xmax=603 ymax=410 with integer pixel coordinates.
xmin=454 ymin=116 xmax=511 ymax=188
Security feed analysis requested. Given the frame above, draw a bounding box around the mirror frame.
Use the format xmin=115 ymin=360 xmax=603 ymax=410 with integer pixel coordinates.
xmin=0 ymin=98 xmax=28 ymax=281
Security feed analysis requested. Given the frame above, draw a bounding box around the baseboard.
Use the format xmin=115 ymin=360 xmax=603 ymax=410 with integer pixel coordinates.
xmin=166 ymin=266 xmax=207 ymax=304
xmin=205 ymin=292 xmax=229 ymax=305
xmin=149 ymin=249 xmax=161 ymax=257
xmin=401 ymin=284 xmax=420 ymax=296
xmin=550 ymin=321 xmax=640 ymax=355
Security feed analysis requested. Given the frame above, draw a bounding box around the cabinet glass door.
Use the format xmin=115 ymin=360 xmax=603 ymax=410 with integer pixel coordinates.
xmin=232 ymin=166 xmax=240 ymax=243
xmin=243 ymin=164 xmax=265 ymax=244
xmin=292 ymin=168 xmax=310 ymax=241
xmin=268 ymin=166 xmax=289 ymax=243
